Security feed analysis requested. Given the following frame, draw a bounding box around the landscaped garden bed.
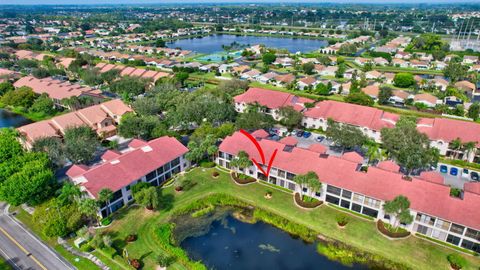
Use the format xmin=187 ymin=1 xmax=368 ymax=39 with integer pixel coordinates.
xmin=377 ymin=220 xmax=411 ymax=238
xmin=231 ymin=172 xmax=257 ymax=184
xmin=294 ymin=193 xmax=323 ymax=208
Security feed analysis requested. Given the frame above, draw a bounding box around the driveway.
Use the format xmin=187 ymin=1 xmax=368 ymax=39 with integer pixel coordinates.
xmin=0 ymin=203 xmax=74 ymax=270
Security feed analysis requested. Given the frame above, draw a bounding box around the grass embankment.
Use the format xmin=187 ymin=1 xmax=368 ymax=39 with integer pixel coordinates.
xmin=0 ymin=258 xmax=12 ymax=270
xmin=99 ymin=168 xmax=479 ymax=270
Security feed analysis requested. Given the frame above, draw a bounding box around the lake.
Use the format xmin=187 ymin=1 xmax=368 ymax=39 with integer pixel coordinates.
xmin=0 ymin=109 xmax=31 ymax=128
xmin=179 ymin=214 xmax=368 ymax=270
xmin=168 ymin=34 xmax=328 ymax=54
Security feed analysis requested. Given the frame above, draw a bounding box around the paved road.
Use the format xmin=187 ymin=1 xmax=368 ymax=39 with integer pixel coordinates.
xmin=0 ymin=203 xmax=75 ymax=270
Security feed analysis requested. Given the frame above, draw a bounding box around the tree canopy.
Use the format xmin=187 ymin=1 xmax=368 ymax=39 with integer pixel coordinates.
xmin=381 ymin=116 xmax=439 ymax=175
xmin=325 ymin=119 xmax=368 ymax=152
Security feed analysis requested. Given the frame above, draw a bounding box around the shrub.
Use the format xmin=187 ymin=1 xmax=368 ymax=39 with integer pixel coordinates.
xmin=157 ymin=253 xmax=176 ymax=267
xmin=447 ymin=253 xmax=467 ymax=270
xmin=336 ymin=215 xmax=349 ymax=227
xmin=294 ymin=193 xmax=323 ymax=208
xmin=129 ymin=259 xmax=141 ymax=269
xmin=126 ymin=234 xmax=137 ymax=242
xmin=80 ymin=244 xmax=93 ymax=252
xmin=212 ymin=171 xmax=219 ymax=178
xmin=376 ymin=220 xmax=410 ymax=238
xmin=450 ymin=188 xmax=462 ymax=198
xmin=200 ymin=160 xmax=215 ymax=168
xmin=231 ymin=172 xmax=256 ymax=184
xmin=100 ymin=217 xmax=112 ymax=226
xmin=191 ymin=204 xmax=215 ymax=218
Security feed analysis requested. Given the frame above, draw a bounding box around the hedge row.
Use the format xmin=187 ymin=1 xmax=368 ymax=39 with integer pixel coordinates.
xmin=377 ymin=220 xmax=411 ymax=238
xmin=294 ymin=193 xmax=323 ymax=208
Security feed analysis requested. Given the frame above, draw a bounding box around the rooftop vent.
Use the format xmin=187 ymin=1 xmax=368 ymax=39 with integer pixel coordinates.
xmin=319 ymin=153 xmax=329 ymax=159
xmin=110 ymin=159 xmax=120 ymax=165
xmin=283 ymin=145 xmax=294 ymax=152
xmin=141 ymin=145 xmax=153 ymax=152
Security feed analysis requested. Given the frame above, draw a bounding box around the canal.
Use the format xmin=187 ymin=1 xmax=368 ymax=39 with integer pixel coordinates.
xmin=0 ymin=109 xmax=31 ymax=128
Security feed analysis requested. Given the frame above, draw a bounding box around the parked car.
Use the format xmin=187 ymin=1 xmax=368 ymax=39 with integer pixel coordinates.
xmin=450 ymin=167 xmax=458 ymax=176
xmin=316 ymin=136 xmax=325 ymax=142
xmin=303 ymin=131 xmax=312 ymax=138
xmin=471 ymin=172 xmax=479 ymax=181
xmin=439 ymin=165 xmax=448 ymax=173
xmin=462 ymin=168 xmax=469 ymax=178
xmin=296 ymin=130 xmax=304 ymax=137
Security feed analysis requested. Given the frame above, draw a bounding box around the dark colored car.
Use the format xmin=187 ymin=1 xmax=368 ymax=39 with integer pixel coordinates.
xmin=303 ymin=131 xmax=312 ymax=138
xmin=450 ymin=167 xmax=458 ymax=176
xmin=471 ymin=172 xmax=479 ymax=181
xmin=439 ymin=165 xmax=448 ymax=173
xmin=296 ymin=130 xmax=304 ymax=137
xmin=316 ymin=136 xmax=325 ymax=142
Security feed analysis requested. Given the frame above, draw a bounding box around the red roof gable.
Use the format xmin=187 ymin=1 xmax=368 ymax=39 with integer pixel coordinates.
xmin=234 ymin=87 xmax=313 ymax=111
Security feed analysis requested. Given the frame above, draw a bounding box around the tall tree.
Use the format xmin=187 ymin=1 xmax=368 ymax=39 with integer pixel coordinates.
xmin=383 ymin=195 xmax=414 ymax=228
xmin=293 ymin=171 xmax=320 ymax=197
xmin=381 ymin=116 xmax=439 ymax=175
xmin=229 ymin=151 xmax=252 ymax=175
xmin=63 ymin=126 xmax=100 ymax=164
xmin=325 ymin=119 xmax=368 ymax=152
xmin=278 ymin=106 xmax=303 ymax=130
xmin=133 ymin=186 xmax=160 ymax=210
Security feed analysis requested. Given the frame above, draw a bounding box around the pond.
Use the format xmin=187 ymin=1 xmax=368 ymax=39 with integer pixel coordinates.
xmin=0 ymin=109 xmax=31 ymax=128
xmin=168 ymin=34 xmax=328 ymax=54
xmin=178 ymin=213 xmax=368 ymax=270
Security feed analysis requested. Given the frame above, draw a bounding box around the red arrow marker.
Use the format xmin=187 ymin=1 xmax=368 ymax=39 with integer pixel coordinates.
xmin=240 ymin=129 xmax=278 ymax=178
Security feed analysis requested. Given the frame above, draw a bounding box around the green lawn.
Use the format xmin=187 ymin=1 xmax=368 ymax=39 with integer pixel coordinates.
xmin=99 ymin=168 xmax=480 ymax=270
xmin=0 ymin=258 xmax=12 ymax=270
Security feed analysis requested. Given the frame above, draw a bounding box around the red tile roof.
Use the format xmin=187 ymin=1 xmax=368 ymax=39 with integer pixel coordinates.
xmin=68 ymin=136 xmax=187 ymax=198
xmin=251 ymin=129 xmax=269 ymax=139
xmin=418 ymin=118 xmax=480 ymax=146
xmin=308 ymin=143 xmax=327 ymax=154
xmin=219 ymin=131 xmax=480 ymax=230
xmin=377 ymin=160 xmax=400 ymax=172
xmin=279 ymin=136 xmax=298 ymax=146
xmin=234 ymin=87 xmax=313 ymax=111
xmin=304 ymin=100 xmax=398 ymax=131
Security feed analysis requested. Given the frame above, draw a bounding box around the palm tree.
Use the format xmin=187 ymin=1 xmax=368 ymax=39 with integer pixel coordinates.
xmin=57 ymin=183 xmax=81 ymax=205
xmin=230 ymin=151 xmax=252 ymax=176
xmin=449 ymin=138 xmax=462 ymax=160
xmin=383 ymin=195 xmax=413 ymax=228
xmin=78 ymin=198 xmax=99 ymax=225
xmin=462 ymin=141 xmax=477 ymax=161
xmin=293 ymin=171 xmax=320 ymax=198
xmin=98 ymin=188 xmax=113 ymax=216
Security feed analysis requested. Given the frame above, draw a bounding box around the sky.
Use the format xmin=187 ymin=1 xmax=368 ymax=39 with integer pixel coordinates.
xmin=1 ymin=0 xmax=479 ymax=5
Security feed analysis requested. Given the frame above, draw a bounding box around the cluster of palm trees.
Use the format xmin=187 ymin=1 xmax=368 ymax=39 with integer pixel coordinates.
xmin=293 ymin=171 xmax=322 ymax=200
xmin=229 ymin=151 xmax=253 ymax=177
xmin=448 ymin=138 xmax=477 ymax=161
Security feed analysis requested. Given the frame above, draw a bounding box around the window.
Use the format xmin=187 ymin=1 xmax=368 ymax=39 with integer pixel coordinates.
xmin=446 ymin=234 xmax=461 ymax=246
xmin=416 ymin=224 xmax=429 ymax=235
xmin=416 ymin=213 xmax=435 ymax=226
xmin=351 ymin=203 xmax=362 ymax=213
xmin=302 ymin=187 xmax=308 ymax=193
xmin=431 ymin=229 xmax=447 ymax=241
xmin=163 ymin=163 xmax=171 ymax=172
xmin=449 ymin=224 xmax=465 ymax=235
xmin=361 ymin=207 xmax=378 ymax=218
xmin=364 ymin=197 xmax=381 ymax=209
xmin=171 ymin=157 xmax=180 ymax=167
xmin=156 ymin=166 xmax=164 ymax=175
xmin=315 ymin=192 xmax=321 ymax=197
xmin=341 ymin=190 xmax=352 ymax=199
xmin=461 ymin=239 xmax=480 ymax=253
xmin=352 ymin=193 xmax=364 ymax=203
xmin=465 ymin=228 xmax=480 ymax=241
xmin=326 ymin=185 xmax=341 ymax=196
xmin=340 ymin=200 xmax=350 ymax=209
xmin=326 ymin=195 xmax=340 ymax=205
xmin=435 ymin=219 xmax=451 ymax=231
xmin=288 ymin=182 xmax=296 ymax=191
xmin=146 ymin=170 xmax=156 ymax=181
xmin=219 ymin=151 xmax=225 ymax=159
xmin=278 ymin=170 xmax=286 ymax=178
xmin=286 ymin=172 xmax=296 ymax=180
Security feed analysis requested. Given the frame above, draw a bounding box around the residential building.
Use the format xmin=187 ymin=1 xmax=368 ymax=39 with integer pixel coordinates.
xmin=67 ymin=136 xmax=189 ymax=217
xmin=13 ymin=76 xmax=105 ymax=109
xmin=234 ymin=87 xmax=313 ymax=121
xmin=216 ymin=131 xmax=480 ymax=253
xmin=17 ymin=99 xmax=132 ymax=149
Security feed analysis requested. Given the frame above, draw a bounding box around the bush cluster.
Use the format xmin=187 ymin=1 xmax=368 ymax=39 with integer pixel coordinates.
xmin=294 ymin=193 xmax=323 ymax=208
xmin=376 ymin=220 xmax=411 ymax=238
xmin=231 ymin=172 xmax=256 ymax=184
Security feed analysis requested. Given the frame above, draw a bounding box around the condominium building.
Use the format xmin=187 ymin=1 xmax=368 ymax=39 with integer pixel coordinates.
xmin=67 ymin=136 xmax=189 ymax=217
xmin=216 ymin=131 xmax=480 ymax=253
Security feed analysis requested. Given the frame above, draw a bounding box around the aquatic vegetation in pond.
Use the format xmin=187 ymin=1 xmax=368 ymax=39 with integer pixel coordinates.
xmin=258 ymin=243 xmax=280 ymax=253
